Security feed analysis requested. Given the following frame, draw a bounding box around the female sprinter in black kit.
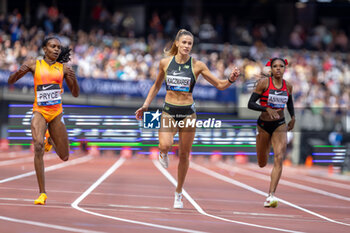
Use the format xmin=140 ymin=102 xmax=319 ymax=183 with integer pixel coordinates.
xmin=248 ymin=58 xmax=295 ymax=207
xmin=136 ymin=29 xmax=240 ymax=208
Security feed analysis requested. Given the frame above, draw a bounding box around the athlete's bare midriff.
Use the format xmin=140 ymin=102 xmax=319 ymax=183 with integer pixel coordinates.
xmin=259 ymin=110 xmax=285 ymax=122
xmin=165 ymin=90 xmax=194 ymax=105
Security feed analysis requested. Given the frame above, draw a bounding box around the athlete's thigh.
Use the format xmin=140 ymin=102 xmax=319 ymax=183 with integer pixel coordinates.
xmin=48 ymin=114 xmax=69 ymax=155
xmin=271 ymin=124 xmax=287 ymax=157
xmin=31 ymin=112 xmax=47 ymax=144
xmin=159 ymin=112 xmax=177 ymax=147
xmin=256 ymin=125 xmax=272 ymax=164
xmin=178 ymin=113 xmax=196 ymax=152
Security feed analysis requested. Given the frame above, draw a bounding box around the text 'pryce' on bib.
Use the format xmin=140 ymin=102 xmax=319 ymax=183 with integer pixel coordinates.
xmin=166 ymin=75 xmax=191 ymax=92
xmin=36 ymin=84 xmax=62 ymax=106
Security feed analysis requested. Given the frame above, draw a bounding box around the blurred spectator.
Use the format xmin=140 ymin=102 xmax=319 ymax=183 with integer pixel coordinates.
xmin=111 ymin=11 xmax=124 ymax=35
xmin=47 ymin=4 xmax=59 ymax=23
xmin=215 ymin=15 xmax=225 ymax=43
xmin=91 ymin=1 xmax=103 ymax=24
xmin=199 ymin=23 xmax=217 ymax=42
xmin=60 ymin=17 xmax=72 ymax=36
xmin=122 ymin=14 xmax=136 ymax=37
xmin=36 ymin=2 xmax=47 ymax=25
xmin=164 ymin=12 xmax=176 ymax=37
xmin=289 ymin=25 xmax=305 ymax=49
xmin=149 ymin=12 xmax=163 ymax=35
xmin=334 ymin=30 xmax=348 ymax=52
xmin=0 ymin=7 xmax=349 ymax=117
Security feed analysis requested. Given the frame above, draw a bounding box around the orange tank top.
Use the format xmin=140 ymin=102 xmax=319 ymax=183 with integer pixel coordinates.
xmin=33 ymin=59 xmax=64 ymax=115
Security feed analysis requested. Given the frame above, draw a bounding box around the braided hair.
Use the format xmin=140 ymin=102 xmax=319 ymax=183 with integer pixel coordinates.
xmin=42 ymin=36 xmax=72 ymax=63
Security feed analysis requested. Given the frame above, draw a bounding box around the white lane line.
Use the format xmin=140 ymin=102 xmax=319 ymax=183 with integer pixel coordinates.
xmin=71 ymin=157 xmax=206 ymax=233
xmin=0 ymin=155 xmax=56 ymax=167
xmin=0 ymin=216 xmax=105 ymax=233
xmin=246 ymin=163 xmax=350 ymax=182
xmin=0 ymin=155 xmax=103 ymax=232
xmin=0 ymin=155 xmax=93 ymax=183
xmin=290 ymin=175 xmax=350 ymax=191
xmin=0 ymin=157 xmax=34 ymax=166
xmin=0 ymin=197 xmax=33 ymax=202
xmin=5 ymin=197 xmax=350 ymax=212
xmin=0 ymin=202 xmax=173 ymax=216
xmin=108 ymin=204 xmax=170 ymax=210
xmin=191 ymin=162 xmax=350 ymax=227
xmin=245 ymin=164 xmax=350 ymax=190
xmin=153 ymin=160 xmax=304 ymax=233
xmin=218 ymin=163 xmax=350 ymax=202
xmin=0 ymin=202 xmax=202 ymax=218
xmin=232 ymin=212 xmax=298 ymax=218
xmin=0 ymin=203 xmax=72 ymax=208
xmin=0 ymin=151 xmax=31 ymax=158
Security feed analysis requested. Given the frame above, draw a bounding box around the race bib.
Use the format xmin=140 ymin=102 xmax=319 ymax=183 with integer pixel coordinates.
xmin=36 ymin=84 xmax=62 ymax=106
xmin=166 ymin=75 xmax=191 ymax=92
xmin=268 ymin=90 xmax=288 ymax=109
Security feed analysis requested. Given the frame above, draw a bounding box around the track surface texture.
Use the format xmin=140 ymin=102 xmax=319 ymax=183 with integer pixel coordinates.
xmin=0 ymin=152 xmax=349 ymax=233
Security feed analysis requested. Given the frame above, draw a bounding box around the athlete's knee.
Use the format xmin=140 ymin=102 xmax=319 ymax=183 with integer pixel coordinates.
xmin=258 ymin=160 xmax=267 ymax=168
xmin=274 ymin=154 xmax=284 ymax=167
xmin=159 ymin=143 xmax=171 ymax=153
xmin=34 ymin=142 xmax=44 ymax=154
xmin=57 ymin=150 xmax=69 ymax=161
xmin=257 ymin=153 xmax=268 ymax=167
xmin=59 ymin=152 xmax=69 ymax=161
xmin=178 ymin=151 xmax=190 ymax=162
xmin=60 ymin=154 xmax=69 ymax=161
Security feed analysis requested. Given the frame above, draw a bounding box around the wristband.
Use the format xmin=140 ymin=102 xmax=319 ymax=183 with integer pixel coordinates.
xmin=228 ymin=77 xmax=234 ymax=83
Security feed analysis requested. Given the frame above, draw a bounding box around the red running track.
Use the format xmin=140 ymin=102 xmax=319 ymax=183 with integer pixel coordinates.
xmin=0 ymin=152 xmax=349 ymax=233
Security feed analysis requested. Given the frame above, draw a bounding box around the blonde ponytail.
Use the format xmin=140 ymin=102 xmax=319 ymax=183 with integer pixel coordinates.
xmin=164 ymin=42 xmax=178 ymax=57
xmin=164 ymin=29 xmax=194 ymax=57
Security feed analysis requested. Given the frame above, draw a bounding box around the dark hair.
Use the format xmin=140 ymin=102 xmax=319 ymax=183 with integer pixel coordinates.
xmin=42 ymin=36 xmax=71 ymax=63
xmin=164 ymin=29 xmax=194 ymax=56
xmin=270 ymin=58 xmax=286 ymax=67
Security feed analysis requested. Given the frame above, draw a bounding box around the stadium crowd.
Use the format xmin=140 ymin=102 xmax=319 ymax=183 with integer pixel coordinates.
xmin=0 ymin=6 xmax=349 ymax=112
